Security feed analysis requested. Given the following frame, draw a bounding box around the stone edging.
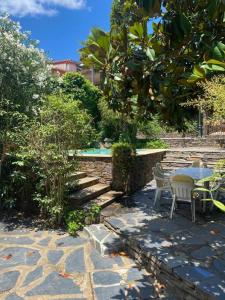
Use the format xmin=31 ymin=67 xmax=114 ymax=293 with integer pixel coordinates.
xmin=102 ymin=217 xmax=217 ymax=300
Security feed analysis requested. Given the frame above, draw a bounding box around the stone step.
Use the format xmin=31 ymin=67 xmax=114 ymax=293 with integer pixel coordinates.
xmin=84 ymin=224 xmax=123 ymax=256
xmin=75 ymin=177 xmax=99 ymax=190
xmin=166 ymin=151 xmax=225 ymax=158
xmin=67 ymin=171 xmax=87 ymax=181
xmin=162 ymin=160 xmax=217 ymax=167
xmin=69 ymin=183 xmax=111 ymax=206
xmin=83 ymin=191 xmax=124 ymax=210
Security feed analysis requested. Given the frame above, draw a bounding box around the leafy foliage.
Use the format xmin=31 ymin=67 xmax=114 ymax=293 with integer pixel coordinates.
xmin=112 ymin=142 xmax=135 ymax=194
xmin=185 ymin=76 xmax=225 ymax=122
xmin=195 ymin=168 xmax=225 ymax=213
xmin=65 ymin=204 xmax=102 ymax=235
xmin=0 ymin=15 xmax=51 ymax=176
xmin=98 ymin=98 xmax=137 ymax=143
xmin=80 ymin=0 xmax=225 ymax=130
xmin=60 ymin=72 xmax=102 ymax=124
xmin=23 ymin=94 xmax=95 ymax=225
xmin=146 ymin=140 xmax=168 ymax=149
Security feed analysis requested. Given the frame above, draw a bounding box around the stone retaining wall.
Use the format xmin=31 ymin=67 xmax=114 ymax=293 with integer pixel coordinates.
xmin=112 ymin=150 xmax=166 ymax=193
xmin=78 ymin=156 xmax=112 ymax=185
xmin=161 ymin=137 xmax=224 ymax=148
xmin=78 ymin=150 xmax=166 ymax=193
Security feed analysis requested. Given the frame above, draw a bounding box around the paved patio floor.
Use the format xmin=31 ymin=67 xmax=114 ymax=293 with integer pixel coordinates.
xmin=0 ymin=218 xmax=171 ymax=300
xmin=102 ymin=182 xmax=225 ymax=300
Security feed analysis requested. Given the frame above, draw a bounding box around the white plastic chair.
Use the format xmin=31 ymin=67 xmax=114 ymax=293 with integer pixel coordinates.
xmin=153 ymin=167 xmax=172 ymax=208
xmin=170 ymin=175 xmax=196 ymax=222
xmin=191 ymin=159 xmax=207 ymax=168
xmin=155 ymin=163 xmax=171 ymax=177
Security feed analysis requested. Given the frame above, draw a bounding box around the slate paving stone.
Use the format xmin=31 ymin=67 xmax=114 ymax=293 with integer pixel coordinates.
xmin=0 ymin=271 xmax=20 ymax=293
xmin=198 ymin=277 xmax=225 ymax=300
xmin=38 ymin=236 xmax=51 ymax=246
xmin=90 ymin=248 xmax=123 ymax=270
xmin=94 ymin=285 xmax=126 ymax=300
xmin=54 ymin=299 xmax=87 ymax=300
xmin=65 ymin=248 xmax=86 ymax=273
xmin=47 ymin=249 xmax=64 ymax=264
xmin=213 ymin=259 xmax=225 ymax=275
xmin=125 ymin=280 xmax=156 ymax=300
xmin=93 ymin=270 xmax=122 ymax=286
xmin=0 ymin=236 xmax=34 ymax=245
xmin=55 ymin=236 xmax=86 ymax=247
xmin=126 ymin=267 xmax=146 ymax=281
xmin=161 ymin=254 xmax=189 ymax=269
xmin=191 ymin=246 xmax=215 ymax=260
xmin=23 ymin=266 xmax=43 ymax=286
xmin=0 ymin=247 xmax=40 ymax=268
xmin=174 ymin=265 xmax=215 ymax=284
xmin=107 ymin=217 xmax=126 ymax=230
xmin=25 ymin=271 xmax=81 ymax=296
xmin=5 ymin=294 xmax=24 ymax=300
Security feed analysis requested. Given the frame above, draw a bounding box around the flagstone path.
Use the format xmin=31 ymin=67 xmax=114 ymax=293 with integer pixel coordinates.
xmin=0 ymin=219 xmax=171 ymax=300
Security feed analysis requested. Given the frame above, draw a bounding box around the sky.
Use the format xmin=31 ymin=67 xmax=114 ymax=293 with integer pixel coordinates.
xmin=0 ymin=0 xmax=112 ymax=61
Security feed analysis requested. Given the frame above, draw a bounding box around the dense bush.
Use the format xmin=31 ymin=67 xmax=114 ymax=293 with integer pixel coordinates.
xmin=98 ymin=98 xmax=137 ymax=144
xmin=138 ymin=116 xmax=164 ymax=140
xmin=112 ymin=143 xmax=135 ymax=194
xmin=60 ymin=72 xmax=102 ymax=124
xmin=0 ymin=15 xmax=51 ymax=209
xmin=146 ymin=140 xmax=168 ymax=149
xmin=65 ymin=204 xmax=102 ymax=235
xmin=186 ymin=76 xmax=225 ymax=122
xmin=21 ymin=95 xmax=95 ymax=225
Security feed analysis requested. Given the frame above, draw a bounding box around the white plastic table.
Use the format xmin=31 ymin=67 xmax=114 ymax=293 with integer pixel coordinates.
xmin=173 ymin=167 xmax=213 ymax=181
xmin=172 ymin=167 xmax=213 ymax=213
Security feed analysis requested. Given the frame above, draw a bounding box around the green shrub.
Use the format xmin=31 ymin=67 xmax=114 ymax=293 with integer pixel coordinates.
xmin=146 ymin=140 xmax=168 ymax=149
xmin=65 ymin=209 xmax=86 ymax=235
xmin=112 ymin=143 xmax=135 ymax=194
xmin=61 ymin=72 xmax=102 ymax=124
xmin=98 ymin=98 xmax=137 ymax=143
xmin=65 ymin=204 xmax=102 ymax=235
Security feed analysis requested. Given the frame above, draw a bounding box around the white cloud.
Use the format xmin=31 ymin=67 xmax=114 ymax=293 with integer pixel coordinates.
xmin=0 ymin=0 xmax=86 ymax=17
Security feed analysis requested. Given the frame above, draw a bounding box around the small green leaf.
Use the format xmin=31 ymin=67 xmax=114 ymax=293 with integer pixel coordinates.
xmin=194 ymin=187 xmax=210 ymax=192
xmin=146 ymin=48 xmax=155 ymax=61
xmin=212 ymin=200 xmax=225 ymax=212
xmin=205 ymin=59 xmax=225 ymax=68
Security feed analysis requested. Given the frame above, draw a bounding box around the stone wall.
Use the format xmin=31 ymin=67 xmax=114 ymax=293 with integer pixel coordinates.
xmin=78 ymin=156 xmax=112 ymax=185
xmin=161 ymin=137 xmax=225 ymax=148
xmin=112 ymin=150 xmax=166 ymax=193
xmin=78 ymin=150 xmax=166 ymax=193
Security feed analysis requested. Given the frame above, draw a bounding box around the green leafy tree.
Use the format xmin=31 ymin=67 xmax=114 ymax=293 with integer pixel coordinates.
xmin=79 ymin=28 xmax=112 ymax=87
xmin=186 ymin=75 xmax=225 ymax=122
xmin=81 ymin=0 xmax=225 ymax=131
xmin=60 ymin=72 xmax=102 ymax=124
xmin=18 ymin=94 xmax=96 ymax=224
xmin=0 ymin=15 xmax=51 ymax=176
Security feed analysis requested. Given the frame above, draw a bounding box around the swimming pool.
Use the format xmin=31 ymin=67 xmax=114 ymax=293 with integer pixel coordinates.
xmin=79 ymin=148 xmax=147 ymax=155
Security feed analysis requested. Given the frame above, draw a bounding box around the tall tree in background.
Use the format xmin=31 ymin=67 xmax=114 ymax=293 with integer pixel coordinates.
xmin=80 ymin=0 xmax=225 ymax=130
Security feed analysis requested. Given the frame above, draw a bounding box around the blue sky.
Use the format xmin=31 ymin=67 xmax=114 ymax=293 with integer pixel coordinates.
xmin=1 ymin=0 xmax=112 ymax=61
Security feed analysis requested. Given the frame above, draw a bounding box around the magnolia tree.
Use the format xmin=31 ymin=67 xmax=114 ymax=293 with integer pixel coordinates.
xmin=0 ymin=15 xmax=51 ymax=174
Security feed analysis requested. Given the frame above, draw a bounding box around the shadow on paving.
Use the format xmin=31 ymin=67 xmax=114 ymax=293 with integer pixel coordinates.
xmin=101 ymin=181 xmax=225 ymax=300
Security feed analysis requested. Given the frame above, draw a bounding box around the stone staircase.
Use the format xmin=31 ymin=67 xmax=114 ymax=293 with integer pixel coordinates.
xmin=67 ymin=171 xmax=123 ymax=209
xmin=161 ymin=148 xmax=225 ymax=172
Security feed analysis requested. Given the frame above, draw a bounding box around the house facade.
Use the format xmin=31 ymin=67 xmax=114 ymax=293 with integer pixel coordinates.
xmin=51 ymin=59 xmax=101 ymax=86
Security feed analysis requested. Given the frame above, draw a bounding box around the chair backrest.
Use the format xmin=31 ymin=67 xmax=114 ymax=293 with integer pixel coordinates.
xmin=191 ymin=159 xmax=206 ymax=168
xmin=153 ymin=167 xmax=165 ymax=188
xmin=171 ymin=175 xmax=194 ymax=202
xmin=156 ymin=163 xmax=164 ymax=173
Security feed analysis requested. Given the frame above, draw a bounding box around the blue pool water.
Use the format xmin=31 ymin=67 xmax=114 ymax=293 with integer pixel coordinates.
xmin=79 ymin=148 xmax=146 ymax=155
